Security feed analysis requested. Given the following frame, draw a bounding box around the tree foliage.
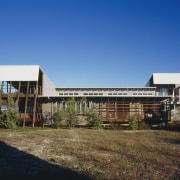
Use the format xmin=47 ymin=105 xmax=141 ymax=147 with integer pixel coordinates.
xmin=53 ymin=109 xmax=67 ymax=127
xmin=129 ymin=115 xmax=138 ymax=130
xmin=0 ymin=94 xmax=18 ymax=129
xmin=85 ymin=108 xmax=102 ymax=128
xmin=66 ymin=98 xmax=78 ymax=127
xmin=53 ymin=98 xmax=102 ymax=128
xmin=53 ymin=98 xmax=78 ymax=127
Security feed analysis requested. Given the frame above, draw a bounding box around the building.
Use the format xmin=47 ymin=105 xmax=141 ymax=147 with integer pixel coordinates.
xmin=0 ymin=65 xmax=180 ymax=126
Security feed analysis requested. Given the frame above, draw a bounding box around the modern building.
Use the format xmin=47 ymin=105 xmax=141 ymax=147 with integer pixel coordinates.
xmin=0 ymin=65 xmax=180 ymax=126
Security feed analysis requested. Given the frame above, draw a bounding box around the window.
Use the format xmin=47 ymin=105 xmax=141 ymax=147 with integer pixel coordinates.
xmin=160 ymin=88 xmax=168 ymax=96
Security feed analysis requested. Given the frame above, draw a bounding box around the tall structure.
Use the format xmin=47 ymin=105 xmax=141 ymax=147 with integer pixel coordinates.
xmin=0 ymin=65 xmax=180 ymax=126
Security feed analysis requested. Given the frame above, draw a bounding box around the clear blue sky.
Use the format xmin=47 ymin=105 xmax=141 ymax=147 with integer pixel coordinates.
xmin=0 ymin=0 xmax=180 ymax=87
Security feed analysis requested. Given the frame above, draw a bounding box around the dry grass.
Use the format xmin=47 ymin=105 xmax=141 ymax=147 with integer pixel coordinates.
xmin=0 ymin=128 xmax=180 ymax=179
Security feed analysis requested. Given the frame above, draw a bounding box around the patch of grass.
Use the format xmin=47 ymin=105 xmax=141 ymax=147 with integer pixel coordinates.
xmin=0 ymin=128 xmax=179 ymax=179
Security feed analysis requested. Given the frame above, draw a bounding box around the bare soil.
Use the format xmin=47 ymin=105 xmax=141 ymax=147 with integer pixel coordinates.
xmin=0 ymin=128 xmax=179 ymax=180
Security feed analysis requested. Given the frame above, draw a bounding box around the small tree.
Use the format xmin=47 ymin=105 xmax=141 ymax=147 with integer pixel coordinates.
xmin=0 ymin=94 xmax=18 ymax=129
xmin=80 ymin=97 xmax=87 ymax=114
xmin=129 ymin=115 xmax=138 ymax=130
xmin=66 ymin=98 xmax=78 ymax=127
xmin=53 ymin=109 xmax=67 ymax=127
xmin=85 ymin=108 xmax=102 ymax=128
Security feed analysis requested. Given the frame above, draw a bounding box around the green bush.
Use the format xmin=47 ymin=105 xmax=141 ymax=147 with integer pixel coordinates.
xmin=129 ymin=115 xmax=138 ymax=130
xmin=0 ymin=94 xmax=18 ymax=129
xmin=53 ymin=109 xmax=67 ymax=127
xmin=85 ymin=109 xmax=102 ymax=128
xmin=66 ymin=98 xmax=78 ymax=127
xmin=53 ymin=98 xmax=78 ymax=128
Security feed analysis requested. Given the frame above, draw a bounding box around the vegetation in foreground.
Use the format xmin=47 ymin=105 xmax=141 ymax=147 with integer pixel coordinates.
xmin=0 ymin=128 xmax=179 ymax=179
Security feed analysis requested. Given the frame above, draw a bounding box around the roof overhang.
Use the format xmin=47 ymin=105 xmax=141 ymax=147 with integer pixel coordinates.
xmin=0 ymin=65 xmax=40 ymax=81
xmin=152 ymin=73 xmax=180 ymax=85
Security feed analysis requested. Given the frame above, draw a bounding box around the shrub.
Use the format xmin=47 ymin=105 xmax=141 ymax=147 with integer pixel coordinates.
xmin=53 ymin=109 xmax=67 ymax=127
xmin=85 ymin=109 xmax=102 ymax=128
xmin=129 ymin=115 xmax=138 ymax=130
xmin=66 ymin=98 xmax=78 ymax=127
xmin=0 ymin=94 xmax=18 ymax=129
xmin=53 ymin=98 xmax=78 ymax=128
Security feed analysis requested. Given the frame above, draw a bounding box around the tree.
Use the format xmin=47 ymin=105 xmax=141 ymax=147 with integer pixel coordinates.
xmin=129 ymin=115 xmax=138 ymax=130
xmin=53 ymin=98 xmax=78 ymax=128
xmin=0 ymin=94 xmax=18 ymax=129
xmin=53 ymin=109 xmax=67 ymax=127
xmin=80 ymin=97 xmax=87 ymax=114
xmin=66 ymin=98 xmax=78 ymax=127
xmin=85 ymin=108 xmax=102 ymax=128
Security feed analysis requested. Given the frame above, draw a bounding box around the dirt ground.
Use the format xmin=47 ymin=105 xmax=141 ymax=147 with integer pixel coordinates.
xmin=0 ymin=128 xmax=179 ymax=180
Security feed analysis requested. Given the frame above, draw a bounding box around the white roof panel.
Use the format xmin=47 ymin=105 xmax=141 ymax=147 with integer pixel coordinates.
xmin=153 ymin=73 xmax=180 ymax=84
xmin=0 ymin=65 xmax=40 ymax=81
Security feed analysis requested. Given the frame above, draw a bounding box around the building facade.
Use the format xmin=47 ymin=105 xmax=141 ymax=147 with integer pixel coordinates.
xmin=0 ymin=65 xmax=180 ymax=126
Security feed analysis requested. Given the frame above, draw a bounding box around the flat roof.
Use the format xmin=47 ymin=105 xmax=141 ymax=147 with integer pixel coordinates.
xmin=0 ymin=65 xmax=40 ymax=81
xmin=153 ymin=73 xmax=180 ymax=84
xmin=56 ymin=87 xmax=156 ymax=90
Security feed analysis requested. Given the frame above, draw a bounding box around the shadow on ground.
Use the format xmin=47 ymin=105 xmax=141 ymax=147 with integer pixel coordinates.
xmin=151 ymin=124 xmax=180 ymax=132
xmin=0 ymin=141 xmax=92 ymax=180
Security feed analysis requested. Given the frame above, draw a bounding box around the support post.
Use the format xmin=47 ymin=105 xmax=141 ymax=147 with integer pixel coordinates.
xmin=0 ymin=81 xmax=4 ymax=106
xmin=16 ymin=81 xmax=21 ymax=106
xmin=23 ymin=81 xmax=29 ymax=127
xmin=32 ymin=81 xmax=38 ymax=127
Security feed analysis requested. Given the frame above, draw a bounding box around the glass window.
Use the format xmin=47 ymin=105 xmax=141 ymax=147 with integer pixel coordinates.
xmin=160 ymin=88 xmax=168 ymax=96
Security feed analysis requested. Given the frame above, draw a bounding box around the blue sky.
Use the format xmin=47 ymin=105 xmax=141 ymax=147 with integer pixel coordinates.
xmin=0 ymin=0 xmax=180 ymax=87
